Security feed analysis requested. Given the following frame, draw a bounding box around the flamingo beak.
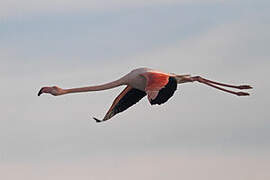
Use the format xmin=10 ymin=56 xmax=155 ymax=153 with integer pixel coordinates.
xmin=38 ymin=87 xmax=44 ymax=96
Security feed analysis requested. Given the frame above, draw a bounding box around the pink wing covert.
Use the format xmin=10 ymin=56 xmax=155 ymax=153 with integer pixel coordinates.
xmin=142 ymin=72 xmax=170 ymax=102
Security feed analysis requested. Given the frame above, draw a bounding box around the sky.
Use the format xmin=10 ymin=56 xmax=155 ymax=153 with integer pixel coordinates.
xmin=1 ymin=0 xmax=270 ymax=179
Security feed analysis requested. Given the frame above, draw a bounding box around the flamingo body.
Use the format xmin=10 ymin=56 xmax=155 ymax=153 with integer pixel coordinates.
xmin=93 ymin=68 xmax=178 ymax=121
xmin=38 ymin=67 xmax=252 ymax=123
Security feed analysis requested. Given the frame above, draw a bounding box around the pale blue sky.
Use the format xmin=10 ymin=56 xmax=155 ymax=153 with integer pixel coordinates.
xmin=1 ymin=0 xmax=270 ymax=179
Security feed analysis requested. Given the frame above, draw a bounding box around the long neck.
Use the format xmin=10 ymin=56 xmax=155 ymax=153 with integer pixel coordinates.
xmin=62 ymin=78 xmax=125 ymax=95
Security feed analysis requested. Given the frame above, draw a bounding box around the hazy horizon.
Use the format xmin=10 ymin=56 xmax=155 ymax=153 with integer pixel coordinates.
xmin=1 ymin=0 xmax=269 ymax=179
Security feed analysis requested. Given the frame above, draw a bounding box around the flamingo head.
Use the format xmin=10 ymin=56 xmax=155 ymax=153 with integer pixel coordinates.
xmin=38 ymin=86 xmax=65 ymax=96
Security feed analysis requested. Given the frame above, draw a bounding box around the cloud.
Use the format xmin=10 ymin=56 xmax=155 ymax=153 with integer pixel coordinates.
xmin=1 ymin=0 xmax=227 ymax=19
xmin=1 ymin=4 xmax=269 ymax=168
xmin=1 ymin=152 xmax=269 ymax=180
xmin=124 ymin=20 xmax=270 ymax=75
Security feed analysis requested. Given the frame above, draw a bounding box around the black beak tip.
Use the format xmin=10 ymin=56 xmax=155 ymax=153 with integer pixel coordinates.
xmin=38 ymin=88 xmax=43 ymax=96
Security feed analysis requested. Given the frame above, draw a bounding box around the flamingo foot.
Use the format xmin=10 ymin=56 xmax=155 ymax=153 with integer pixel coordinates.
xmin=238 ymin=85 xmax=253 ymax=90
xmin=236 ymin=92 xmax=250 ymax=96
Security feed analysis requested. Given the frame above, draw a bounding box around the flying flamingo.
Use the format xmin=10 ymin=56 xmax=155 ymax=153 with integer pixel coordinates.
xmin=38 ymin=67 xmax=252 ymax=122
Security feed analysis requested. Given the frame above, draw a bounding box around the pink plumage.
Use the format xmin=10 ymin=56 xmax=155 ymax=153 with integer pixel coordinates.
xmin=38 ymin=67 xmax=252 ymax=122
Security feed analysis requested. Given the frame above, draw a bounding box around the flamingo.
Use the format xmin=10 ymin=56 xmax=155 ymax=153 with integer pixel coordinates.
xmin=38 ymin=67 xmax=252 ymax=122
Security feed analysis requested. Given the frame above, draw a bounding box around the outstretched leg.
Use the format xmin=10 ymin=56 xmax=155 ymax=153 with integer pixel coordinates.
xmin=194 ymin=76 xmax=252 ymax=90
xmin=188 ymin=76 xmax=252 ymax=96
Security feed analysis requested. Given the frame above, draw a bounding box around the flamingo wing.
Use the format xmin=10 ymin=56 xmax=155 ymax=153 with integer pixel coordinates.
xmin=142 ymin=72 xmax=177 ymax=105
xmin=93 ymin=86 xmax=146 ymax=122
